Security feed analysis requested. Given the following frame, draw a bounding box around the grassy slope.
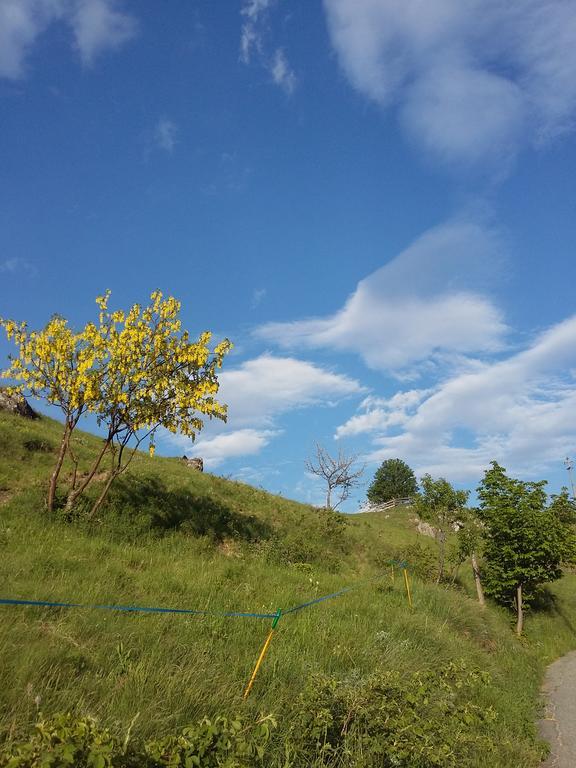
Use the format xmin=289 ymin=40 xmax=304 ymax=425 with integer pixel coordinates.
xmin=1 ymin=410 xmax=576 ymax=765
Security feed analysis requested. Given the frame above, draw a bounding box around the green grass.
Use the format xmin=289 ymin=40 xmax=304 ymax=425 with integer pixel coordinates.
xmin=1 ymin=409 xmax=576 ymax=765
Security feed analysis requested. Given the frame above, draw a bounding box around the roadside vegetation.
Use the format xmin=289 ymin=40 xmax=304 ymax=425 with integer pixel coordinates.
xmin=2 ymin=409 xmax=576 ymax=766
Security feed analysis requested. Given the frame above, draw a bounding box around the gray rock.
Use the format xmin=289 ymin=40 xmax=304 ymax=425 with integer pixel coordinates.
xmin=0 ymin=388 xmax=39 ymax=419
xmin=416 ymin=520 xmax=437 ymax=538
xmin=181 ymin=455 xmax=203 ymax=472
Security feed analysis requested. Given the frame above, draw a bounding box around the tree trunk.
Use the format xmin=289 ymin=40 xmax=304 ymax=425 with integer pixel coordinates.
xmin=436 ymin=530 xmax=446 ymax=583
xmin=65 ymin=438 xmax=111 ymax=512
xmin=326 ymin=486 xmax=332 ymax=510
xmin=88 ymin=470 xmax=117 ymax=520
xmin=47 ymin=422 xmax=71 ymax=513
xmin=471 ymin=552 xmax=485 ymax=607
xmin=516 ymin=584 xmax=524 ymax=636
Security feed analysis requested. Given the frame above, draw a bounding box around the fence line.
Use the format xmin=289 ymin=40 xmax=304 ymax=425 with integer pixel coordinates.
xmin=1 ymin=559 xmax=414 ymax=698
xmin=0 ymin=560 xmax=410 ymax=623
xmin=0 ymin=597 xmax=277 ymax=619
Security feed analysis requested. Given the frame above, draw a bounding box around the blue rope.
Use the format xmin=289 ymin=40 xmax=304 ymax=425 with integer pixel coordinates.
xmin=0 ymin=597 xmax=276 ymax=620
xmin=0 ymin=560 xmax=409 ymax=621
xmin=282 ymin=586 xmax=356 ymax=615
xmin=283 ymin=571 xmax=392 ymax=616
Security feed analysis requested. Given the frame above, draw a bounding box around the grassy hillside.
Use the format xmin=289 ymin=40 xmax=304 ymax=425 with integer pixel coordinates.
xmin=1 ymin=409 xmax=576 ymax=766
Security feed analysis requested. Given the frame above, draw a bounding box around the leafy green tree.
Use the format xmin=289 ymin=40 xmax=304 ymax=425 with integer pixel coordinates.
xmin=549 ymin=487 xmax=576 ymax=525
xmin=367 ymin=458 xmax=418 ymax=504
xmin=415 ymin=475 xmax=469 ymax=583
xmin=477 ymin=462 xmax=576 ymax=635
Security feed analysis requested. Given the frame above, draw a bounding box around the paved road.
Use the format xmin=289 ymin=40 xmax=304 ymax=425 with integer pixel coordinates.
xmin=539 ymin=651 xmax=576 ymax=767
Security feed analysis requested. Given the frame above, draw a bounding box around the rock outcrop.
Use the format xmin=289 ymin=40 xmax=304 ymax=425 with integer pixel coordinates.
xmin=416 ymin=520 xmax=437 ymax=538
xmin=181 ymin=455 xmax=203 ymax=472
xmin=0 ymin=388 xmax=39 ymax=419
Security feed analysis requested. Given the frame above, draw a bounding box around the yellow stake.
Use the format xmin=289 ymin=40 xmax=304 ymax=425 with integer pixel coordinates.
xmin=391 ymin=564 xmax=395 ymax=583
xmin=243 ymin=630 xmax=275 ymax=699
xmin=243 ymin=609 xmax=281 ymax=700
xmin=403 ymin=568 xmax=413 ymax=609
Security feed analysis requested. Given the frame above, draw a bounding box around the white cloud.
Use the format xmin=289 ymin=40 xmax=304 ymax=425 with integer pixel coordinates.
xmin=401 ymin=63 xmax=526 ymax=165
xmin=0 ymin=0 xmax=49 ymax=79
xmin=218 ymin=353 xmax=365 ymax=428
xmin=256 ymin=218 xmax=507 ymax=373
xmin=240 ymin=0 xmax=297 ymax=94
xmin=336 ymin=389 xmax=430 ymax=438
xmin=161 ymin=354 xmax=365 ymax=466
xmin=71 ymin=0 xmax=137 ymax=66
xmin=240 ymin=0 xmax=273 ymax=64
xmin=189 ymin=429 xmax=279 ymax=468
xmin=154 ymin=118 xmax=178 ymax=153
xmin=323 ymin=0 xmax=576 ymax=164
xmin=0 ymin=0 xmax=136 ymax=79
xmin=271 ymin=48 xmax=296 ymax=93
xmin=350 ymin=315 xmax=576 ymax=482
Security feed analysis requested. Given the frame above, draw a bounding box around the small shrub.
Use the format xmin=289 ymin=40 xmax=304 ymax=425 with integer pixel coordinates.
xmin=22 ymin=439 xmax=53 ymax=454
xmin=0 ymin=712 xmax=116 ymax=767
xmin=0 ymin=714 xmax=276 ymax=768
xmin=144 ymin=715 xmax=276 ymax=767
xmin=396 ymin=542 xmax=437 ymax=582
xmin=285 ymin=660 xmax=498 ymax=767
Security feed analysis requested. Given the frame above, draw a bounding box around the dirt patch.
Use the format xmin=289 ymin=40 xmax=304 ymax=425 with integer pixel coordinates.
xmin=0 ymin=490 xmax=13 ymax=506
xmin=219 ymin=539 xmax=242 ymax=558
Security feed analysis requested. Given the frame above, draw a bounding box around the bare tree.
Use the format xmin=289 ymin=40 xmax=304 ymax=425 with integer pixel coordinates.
xmin=306 ymin=443 xmax=365 ymax=510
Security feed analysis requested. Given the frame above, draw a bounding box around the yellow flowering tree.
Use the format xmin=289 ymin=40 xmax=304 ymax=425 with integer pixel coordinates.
xmin=0 ymin=315 xmax=102 ymax=511
xmin=1 ymin=291 xmax=232 ymax=515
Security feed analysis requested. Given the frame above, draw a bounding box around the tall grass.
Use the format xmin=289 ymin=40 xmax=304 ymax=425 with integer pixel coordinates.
xmin=1 ymin=410 xmax=575 ymax=765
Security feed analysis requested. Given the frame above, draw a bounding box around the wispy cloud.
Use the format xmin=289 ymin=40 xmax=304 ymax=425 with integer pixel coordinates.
xmin=323 ymin=0 xmax=576 ymax=165
xmin=200 ymin=151 xmax=253 ymax=196
xmin=340 ymin=316 xmax=576 ymax=482
xmin=154 ymin=118 xmax=178 ymax=153
xmin=240 ymin=0 xmax=297 ymax=94
xmin=0 ymin=257 xmax=37 ymax=276
xmin=256 ymin=217 xmax=507 ymax=375
xmin=240 ymin=0 xmax=273 ymax=64
xmin=271 ymin=48 xmax=296 ymax=94
xmin=0 ymin=0 xmax=137 ymax=79
xmin=251 ymin=288 xmax=267 ymax=309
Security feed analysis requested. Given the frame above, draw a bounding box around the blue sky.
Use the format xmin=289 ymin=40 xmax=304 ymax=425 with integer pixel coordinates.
xmin=1 ymin=0 xmax=576 ymax=510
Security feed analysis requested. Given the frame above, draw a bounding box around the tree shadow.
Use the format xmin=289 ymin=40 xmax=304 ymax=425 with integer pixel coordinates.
xmin=553 ymin=604 xmax=576 ymax=637
xmin=106 ymin=475 xmax=273 ymax=543
xmin=529 ymin=587 xmax=576 ymax=638
xmin=530 ymin=587 xmax=558 ymax=613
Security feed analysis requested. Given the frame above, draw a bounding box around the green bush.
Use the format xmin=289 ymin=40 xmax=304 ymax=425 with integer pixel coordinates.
xmin=0 ymin=714 xmax=276 ymax=768
xmin=284 ymin=660 xmax=499 ymax=767
xmin=397 ymin=543 xmax=437 ymax=582
xmin=0 ymin=713 xmax=116 ymax=768
xmin=143 ymin=715 xmax=275 ymax=767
